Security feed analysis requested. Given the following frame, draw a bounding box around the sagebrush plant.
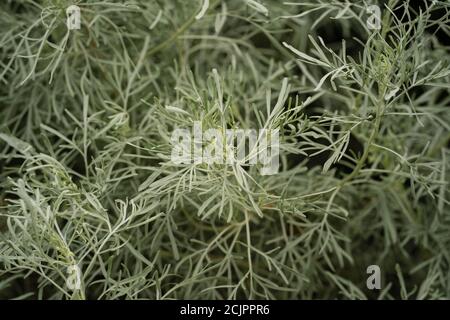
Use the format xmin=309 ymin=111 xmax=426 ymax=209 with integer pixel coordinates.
xmin=0 ymin=0 xmax=449 ymax=300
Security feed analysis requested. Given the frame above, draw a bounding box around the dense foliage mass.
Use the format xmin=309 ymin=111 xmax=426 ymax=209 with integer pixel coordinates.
xmin=0 ymin=0 xmax=449 ymax=299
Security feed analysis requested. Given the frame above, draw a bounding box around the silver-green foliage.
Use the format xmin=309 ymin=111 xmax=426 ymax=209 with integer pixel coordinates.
xmin=0 ymin=0 xmax=449 ymax=299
